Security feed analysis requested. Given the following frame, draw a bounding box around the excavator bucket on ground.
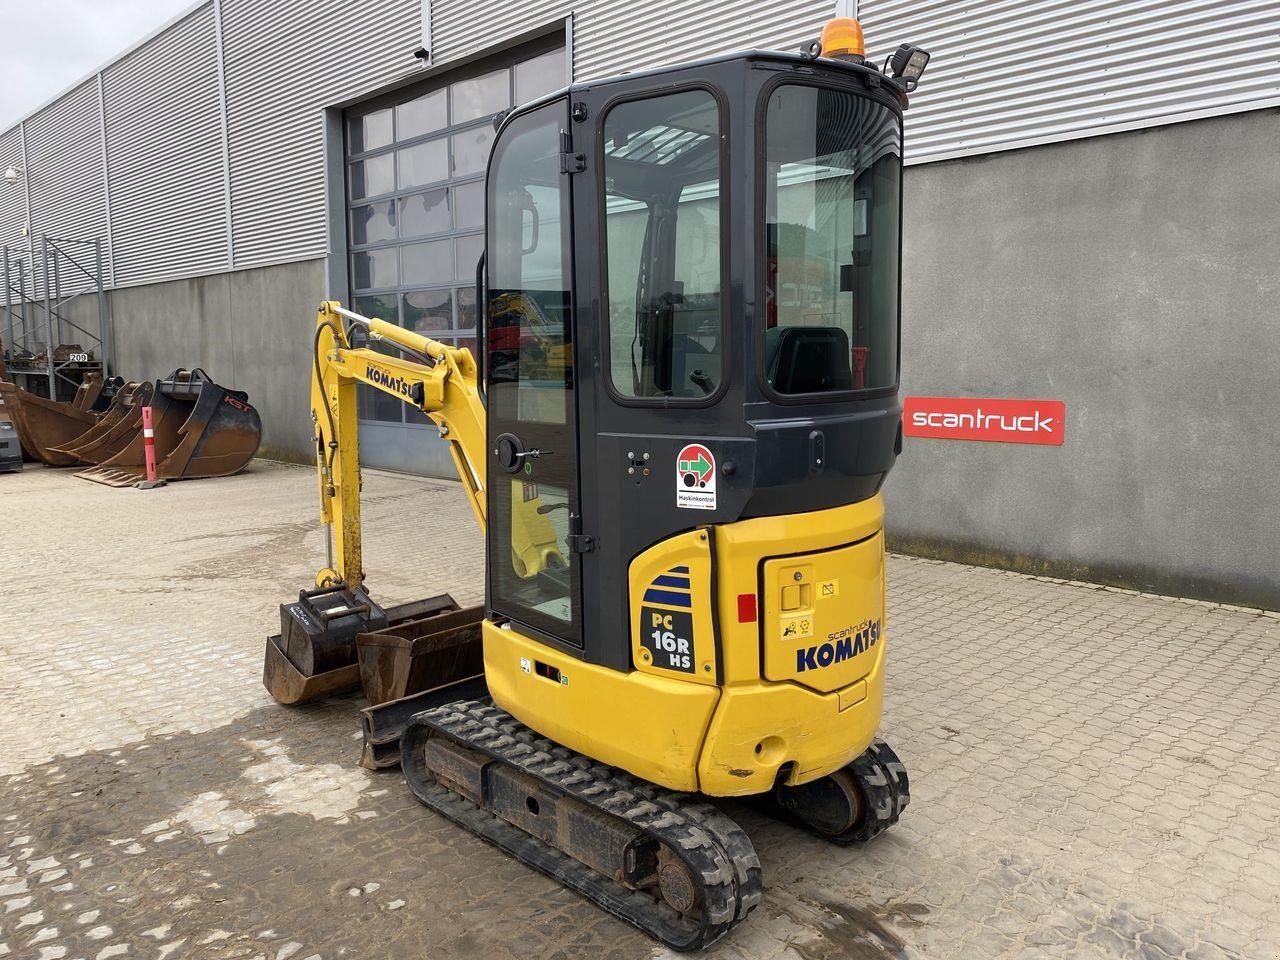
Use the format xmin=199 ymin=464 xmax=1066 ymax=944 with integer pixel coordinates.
xmin=263 ymin=590 xmax=482 ymax=711
xmin=85 ymin=376 xmax=126 ymax=414
xmin=78 ymin=368 xmax=262 ymax=486
xmin=358 ymin=673 xmax=487 ymax=770
xmin=353 ymin=605 xmax=485 ymax=768
xmin=48 ymin=381 xmax=152 ymax=465
xmin=71 ymin=373 xmax=108 ymax=412
xmin=355 ymin=604 xmax=484 ymax=707
xmin=0 ymin=380 xmax=101 ymax=466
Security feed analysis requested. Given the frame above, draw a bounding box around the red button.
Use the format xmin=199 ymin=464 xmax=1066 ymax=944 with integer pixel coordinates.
xmin=737 ymin=593 xmax=757 ymax=623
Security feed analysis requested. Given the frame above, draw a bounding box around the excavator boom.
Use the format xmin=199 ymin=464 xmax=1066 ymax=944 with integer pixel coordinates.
xmin=263 ymin=301 xmax=559 ymax=706
xmin=309 ymin=301 xmax=489 ymax=588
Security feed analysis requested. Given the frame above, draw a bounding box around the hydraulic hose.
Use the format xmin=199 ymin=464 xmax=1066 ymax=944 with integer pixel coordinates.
xmin=314 ymin=317 xmax=344 ymax=493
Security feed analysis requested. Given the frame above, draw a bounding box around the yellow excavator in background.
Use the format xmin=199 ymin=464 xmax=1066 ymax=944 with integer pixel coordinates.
xmin=264 ymin=10 xmax=932 ymax=950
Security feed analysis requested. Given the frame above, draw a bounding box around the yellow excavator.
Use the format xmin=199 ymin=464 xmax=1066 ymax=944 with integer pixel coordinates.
xmin=265 ymin=12 xmax=931 ymax=950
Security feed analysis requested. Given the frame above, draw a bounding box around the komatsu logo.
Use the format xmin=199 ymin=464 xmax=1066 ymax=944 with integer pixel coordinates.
xmin=366 ymin=364 xmax=416 ymax=398
xmin=796 ymin=618 xmax=881 ymax=672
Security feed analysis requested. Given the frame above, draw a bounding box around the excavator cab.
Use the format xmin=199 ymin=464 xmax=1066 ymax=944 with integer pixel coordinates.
xmin=483 ymin=50 xmax=905 ymax=692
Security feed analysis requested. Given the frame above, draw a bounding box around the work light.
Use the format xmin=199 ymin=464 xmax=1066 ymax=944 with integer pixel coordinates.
xmin=889 ymin=44 xmax=931 ymax=89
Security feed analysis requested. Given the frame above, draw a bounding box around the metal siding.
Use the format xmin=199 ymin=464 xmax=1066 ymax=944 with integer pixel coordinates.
xmin=561 ymin=0 xmax=1280 ymax=163
xmin=102 ymin=3 xmax=228 ymax=286
xmin=428 ymin=0 xmax=823 ymax=80
xmin=428 ymin=0 xmax=572 ymax=66
xmin=24 ymin=80 xmax=110 ymax=293
xmin=571 ymin=0 xmax=823 ymax=80
xmin=0 ymin=127 xmax=27 ymax=291
xmin=861 ymin=0 xmax=1280 ymax=162
xmin=221 ymin=0 xmax=422 ymax=269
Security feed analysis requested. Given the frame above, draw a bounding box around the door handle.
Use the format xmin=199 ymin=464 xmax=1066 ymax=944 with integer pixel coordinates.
xmin=494 ymin=433 xmax=552 ymax=473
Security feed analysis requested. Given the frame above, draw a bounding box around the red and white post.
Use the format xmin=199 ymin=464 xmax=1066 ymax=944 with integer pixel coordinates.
xmin=135 ymin=405 xmax=168 ymax=489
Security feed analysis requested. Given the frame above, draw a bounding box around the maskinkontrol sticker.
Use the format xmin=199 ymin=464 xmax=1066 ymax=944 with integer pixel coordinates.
xmin=675 ymin=442 xmax=716 ymax=510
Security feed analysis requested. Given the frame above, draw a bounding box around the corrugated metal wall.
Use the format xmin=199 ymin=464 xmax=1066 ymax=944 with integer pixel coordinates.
xmin=426 ymin=0 xmax=822 ymax=85
xmin=564 ymin=0 xmax=1280 ymax=163
xmin=0 ymin=126 xmax=28 ymax=295
xmin=102 ymin=3 xmax=227 ymax=286
xmin=221 ymin=0 xmax=421 ymax=269
xmin=570 ymin=0 xmax=819 ymax=80
xmin=24 ymin=80 xmax=110 ymax=293
xmin=430 ymin=0 xmax=571 ymax=65
xmin=0 ymin=0 xmax=1276 ymax=290
xmin=859 ymin=0 xmax=1280 ymax=162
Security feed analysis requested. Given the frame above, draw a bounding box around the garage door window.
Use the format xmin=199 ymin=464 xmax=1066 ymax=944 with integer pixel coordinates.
xmin=345 ymin=45 xmax=565 ymax=425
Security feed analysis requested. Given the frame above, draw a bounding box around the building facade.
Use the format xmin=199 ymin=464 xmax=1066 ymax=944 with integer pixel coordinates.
xmin=2 ymin=0 xmax=1278 ymax=607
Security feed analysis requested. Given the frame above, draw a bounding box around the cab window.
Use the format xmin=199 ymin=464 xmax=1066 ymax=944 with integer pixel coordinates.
xmin=601 ymin=90 xmax=723 ymax=401
xmin=763 ymin=83 xmax=902 ymax=395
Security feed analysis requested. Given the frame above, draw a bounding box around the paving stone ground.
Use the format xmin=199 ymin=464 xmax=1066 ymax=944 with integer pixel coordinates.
xmin=2 ymin=460 xmax=1278 ymax=960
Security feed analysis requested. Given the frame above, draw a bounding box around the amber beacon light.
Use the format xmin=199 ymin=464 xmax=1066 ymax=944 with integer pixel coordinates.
xmin=805 ymin=0 xmax=932 ymax=94
xmin=819 ymin=14 xmax=865 ymax=62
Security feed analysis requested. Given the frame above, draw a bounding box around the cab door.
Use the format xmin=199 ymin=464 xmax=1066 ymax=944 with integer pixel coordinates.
xmin=485 ymin=98 xmax=583 ymax=648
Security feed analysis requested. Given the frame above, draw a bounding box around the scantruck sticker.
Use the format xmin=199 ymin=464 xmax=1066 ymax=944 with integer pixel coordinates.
xmin=676 ymin=443 xmax=716 ymax=510
xmin=903 ymin=396 xmax=1066 ymax=446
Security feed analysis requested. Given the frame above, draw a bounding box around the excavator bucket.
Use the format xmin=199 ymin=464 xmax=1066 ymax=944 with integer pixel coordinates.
xmin=48 ymin=381 xmax=153 ymax=465
xmin=71 ymin=372 xmax=107 ymax=412
xmin=355 ymin=605 xmax=485 ymax=769
xmin=358 ymin=673 xmax=487 ymax=770
xmin=77 ymin=369 xmax=262 ymax=486
xmin=356 ymin=604 xmax=484 ymax=707
xmin=86 ymin=376 xmax=126 ymax=413
xmin=263 ymin=591 xmax=478 ymax=708
xmin=152 ymin=369 xmax=262 ymax=479
xmin=0 ymin=380 xmax=100 ymax=466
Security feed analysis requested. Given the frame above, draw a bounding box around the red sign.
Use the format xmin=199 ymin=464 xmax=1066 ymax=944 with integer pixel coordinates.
xmin=903 ymin=396 xmax=1066 ymax=446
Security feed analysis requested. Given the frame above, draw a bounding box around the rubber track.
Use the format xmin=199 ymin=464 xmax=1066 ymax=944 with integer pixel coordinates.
xmin=401 ymin=700 xmax=762 ymax=951
xmin=836 ymin=736 xmax=910 ymax=845
xmin=763 ymin=736 xmax=910 ymax=846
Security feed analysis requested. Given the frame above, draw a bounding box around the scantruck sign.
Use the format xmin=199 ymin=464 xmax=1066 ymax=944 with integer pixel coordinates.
xmin=903 ymin=396 xmax=1066 ymax=446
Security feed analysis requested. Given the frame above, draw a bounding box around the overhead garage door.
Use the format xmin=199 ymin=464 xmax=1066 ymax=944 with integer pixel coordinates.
xmin=344 ymin=35 xmax=566 ymax=475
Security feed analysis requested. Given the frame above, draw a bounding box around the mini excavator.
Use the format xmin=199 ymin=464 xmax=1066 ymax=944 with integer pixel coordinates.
xmin=265 ymin=12 xmax=931 ymax=949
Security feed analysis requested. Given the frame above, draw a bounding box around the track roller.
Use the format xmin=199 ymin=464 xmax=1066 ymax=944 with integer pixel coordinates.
xmin=402 ymin=700 xmax=762 ymax=951
xmin=773 ymin=737 xmax=909 ymax=845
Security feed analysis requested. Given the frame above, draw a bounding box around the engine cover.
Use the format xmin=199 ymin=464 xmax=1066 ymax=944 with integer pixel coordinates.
xmin=761 ymin=532 xmax=885 ymax=693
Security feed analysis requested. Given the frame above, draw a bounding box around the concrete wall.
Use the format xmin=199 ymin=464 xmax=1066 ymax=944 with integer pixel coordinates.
xmin=889 ymin=107 xmax=1280 ymax=610
xmin=102 ymin=259 xmax=324 ymax=461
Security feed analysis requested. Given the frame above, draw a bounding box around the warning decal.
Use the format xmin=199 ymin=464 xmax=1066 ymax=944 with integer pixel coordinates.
xmin=676 ymin=443 xmax=716 ymax=510
xmin=781 ymin=615 xmax=814 ymax=641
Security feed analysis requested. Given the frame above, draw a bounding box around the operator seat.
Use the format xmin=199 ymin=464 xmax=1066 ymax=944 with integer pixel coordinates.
xmin=764 ymin=326 xmax=854 ymax=393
